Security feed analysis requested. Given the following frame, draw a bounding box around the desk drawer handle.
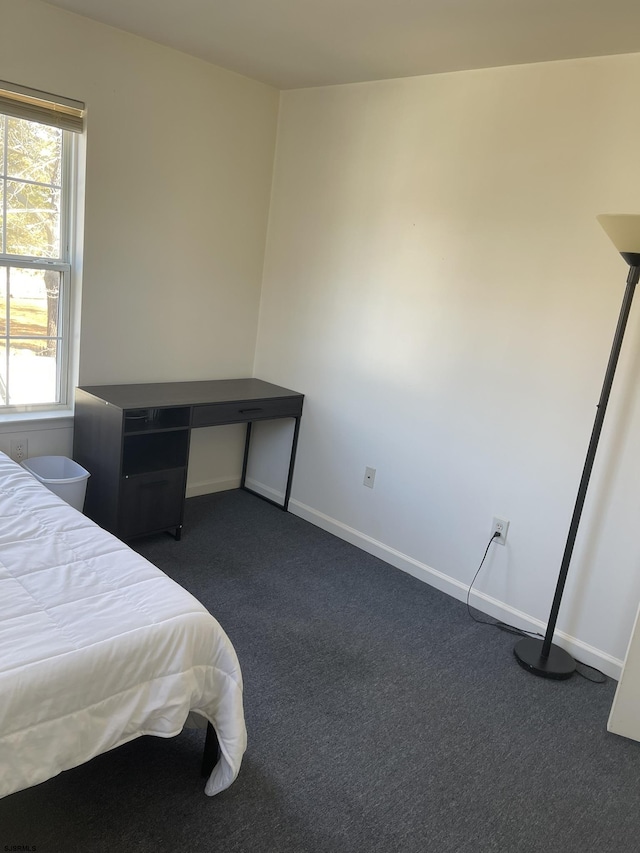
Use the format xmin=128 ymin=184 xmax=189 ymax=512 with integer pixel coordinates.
xmin=239 ymin=407 xmax=263 ymax=414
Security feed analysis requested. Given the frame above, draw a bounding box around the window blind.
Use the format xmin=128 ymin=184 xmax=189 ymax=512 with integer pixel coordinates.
xmin=0 ymin=80 xmax=84 ymax=133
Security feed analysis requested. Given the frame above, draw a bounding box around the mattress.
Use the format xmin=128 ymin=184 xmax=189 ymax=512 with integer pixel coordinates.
xmin=0 ymin=451 xmax=246 ymax=798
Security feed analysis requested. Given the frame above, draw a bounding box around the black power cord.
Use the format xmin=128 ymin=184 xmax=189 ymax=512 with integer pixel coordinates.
xmin=575 ymin=662 xmax=607 ymax=683
xmin=467 ymin=531 xmax=607 ymax=683
xmin=466 ymin=531 xmax=541 ymax=638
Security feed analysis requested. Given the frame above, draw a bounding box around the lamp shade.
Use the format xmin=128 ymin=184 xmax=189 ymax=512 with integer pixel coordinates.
xmin=597 ymin=214 xmax=640 ymax=266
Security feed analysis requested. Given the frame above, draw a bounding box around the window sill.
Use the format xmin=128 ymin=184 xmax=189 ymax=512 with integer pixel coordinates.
xmin=0 ymin=410 xmax=74 ymax=433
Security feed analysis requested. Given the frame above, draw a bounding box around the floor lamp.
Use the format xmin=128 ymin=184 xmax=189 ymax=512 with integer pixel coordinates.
xmin=514 ymin=214 xmax=640 ymax=679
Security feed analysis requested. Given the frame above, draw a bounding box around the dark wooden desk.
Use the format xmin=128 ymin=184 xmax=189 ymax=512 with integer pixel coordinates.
xmin=73 ymin=379 xmax=304 ymax=540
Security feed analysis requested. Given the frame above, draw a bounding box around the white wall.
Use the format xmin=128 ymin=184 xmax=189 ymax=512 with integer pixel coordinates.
xmin=0 ymin=419 xmax=73 ymax=461
xmin=1 ymin=0 xmax=279 ymax=492
xmin=255 ymin=53 xmax=640 ymax=676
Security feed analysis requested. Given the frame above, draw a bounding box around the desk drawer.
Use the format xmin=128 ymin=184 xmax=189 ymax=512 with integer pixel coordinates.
xmin=119 ymin=468 xmax=185 ymax=538
xmin=192 ymin=396 xmax=302 ymax=427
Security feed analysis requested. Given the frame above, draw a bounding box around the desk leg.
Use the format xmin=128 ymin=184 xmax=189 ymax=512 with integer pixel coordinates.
xmin=240 ymin=421 xmax=252 ymax=489
xmin=165 ymin=524 xmax=182 ymax=541
xmin=283 ymin=415 xmax=301 ymax=511
xmin=241 ymin=416 xmax=301 ymax=512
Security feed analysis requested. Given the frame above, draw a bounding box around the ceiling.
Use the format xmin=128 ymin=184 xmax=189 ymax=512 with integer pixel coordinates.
xmin=44 ymin=0 xmax=640 ymax=89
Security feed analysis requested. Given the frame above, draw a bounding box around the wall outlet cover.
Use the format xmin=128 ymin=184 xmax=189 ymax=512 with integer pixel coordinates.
xmin=10 ymin=439 xmax=28 ymax=463
xmin=363 ymin=466 xmax=376 ymax=488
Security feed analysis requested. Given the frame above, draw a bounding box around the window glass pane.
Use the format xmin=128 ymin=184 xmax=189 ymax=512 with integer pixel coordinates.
xmin=0 ymin=266 xmax=6 ymax=335
xmin=0 ymin=342 xmax=6 ymax=405
xmin=8 ymin=338 xmax=58 ymax=405
xmin=6 ymin=117 xmax=62 ymax=186
xmin=9 ymin=267 xmax=59 ymax=337
xmin=5 ymin=179 xmax=61 ymax=258
xmin=0 ymin=106 xmax=71 ymax=411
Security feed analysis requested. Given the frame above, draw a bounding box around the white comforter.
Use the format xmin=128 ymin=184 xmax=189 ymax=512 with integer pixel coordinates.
xmin=0 ymin=451 xmax=246 ymax=798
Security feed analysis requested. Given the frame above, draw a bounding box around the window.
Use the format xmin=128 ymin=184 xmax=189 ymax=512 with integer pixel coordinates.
xmin=0 ymin=81 xmax=84 ymax=413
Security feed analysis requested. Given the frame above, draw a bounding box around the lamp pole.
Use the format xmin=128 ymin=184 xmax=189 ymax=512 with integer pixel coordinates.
xmin=515 ymin=250 xmax=640 ymax=679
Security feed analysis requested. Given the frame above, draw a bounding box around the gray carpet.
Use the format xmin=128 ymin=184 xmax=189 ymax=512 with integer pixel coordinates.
xmin=1 ymin=490 xmax=639 ymax=852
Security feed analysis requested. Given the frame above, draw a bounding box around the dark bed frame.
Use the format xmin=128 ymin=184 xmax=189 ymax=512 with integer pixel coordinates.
xmin=201 ymin=722 xmax=221 ymax=778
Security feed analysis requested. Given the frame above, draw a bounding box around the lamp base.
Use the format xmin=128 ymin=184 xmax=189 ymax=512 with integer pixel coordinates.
xmin=513 ymin=637 xmax=576 ymax=680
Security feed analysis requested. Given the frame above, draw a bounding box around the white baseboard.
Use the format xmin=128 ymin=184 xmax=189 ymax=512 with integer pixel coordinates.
xmin=186 ymin=476 xmax=240 ymax=499
xmin=244 ymin=478 xmax=285 ymax=502
xmin=289 ymin=497 xmax=623 ymax=681
xmin=186 ymin=477 xmax=285 ymax=500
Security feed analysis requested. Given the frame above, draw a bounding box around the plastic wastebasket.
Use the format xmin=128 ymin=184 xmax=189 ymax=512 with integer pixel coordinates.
xmin=21 ymin=456 xmax=90 ymax=512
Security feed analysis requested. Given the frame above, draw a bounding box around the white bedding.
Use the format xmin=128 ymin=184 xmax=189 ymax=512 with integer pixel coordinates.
xmin=0 ymin=451 xmax=246 ymax=798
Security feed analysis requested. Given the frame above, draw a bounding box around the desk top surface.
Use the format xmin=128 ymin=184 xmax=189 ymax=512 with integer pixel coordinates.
xmin=77 ymin=378 xmax=303 ymax=410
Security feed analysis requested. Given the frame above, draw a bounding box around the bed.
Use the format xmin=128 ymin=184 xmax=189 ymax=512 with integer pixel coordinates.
xmin=0 ymin=450 xmax=246 ymax=799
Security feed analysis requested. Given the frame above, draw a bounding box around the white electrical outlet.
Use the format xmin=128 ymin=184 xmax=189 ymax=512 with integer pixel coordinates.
xmin=491 ymin=516 xmax=509 ymax=546
xmin=10 ymin=438 xmax=28 ymax=463
xmin=363 ymin=466 xmax=376 ymax=488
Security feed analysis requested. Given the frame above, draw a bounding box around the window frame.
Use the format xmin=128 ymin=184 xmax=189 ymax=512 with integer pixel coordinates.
xmin=0 ymin=115 xmax=77 ymax=415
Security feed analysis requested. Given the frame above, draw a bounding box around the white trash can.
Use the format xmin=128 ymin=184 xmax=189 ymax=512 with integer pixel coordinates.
xmin=22 ymin=456 xmax=91 ymax=512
